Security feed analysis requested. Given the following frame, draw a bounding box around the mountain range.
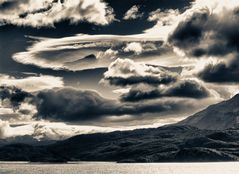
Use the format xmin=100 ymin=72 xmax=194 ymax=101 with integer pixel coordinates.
xmin=1 ymin=94 xmax=239 ymax=162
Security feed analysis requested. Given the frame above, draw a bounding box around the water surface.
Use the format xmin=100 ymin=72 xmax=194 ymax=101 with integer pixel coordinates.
xmin=0 ymin=162 xmax=239 ymax=174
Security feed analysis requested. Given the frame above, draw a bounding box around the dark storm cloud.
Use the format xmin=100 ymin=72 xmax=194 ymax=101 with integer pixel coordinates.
xmin=0 ymin=86 xmax=32 ymax=108
xmin=168 ymin=11 xmax=207 ymax=50
xmin=198 ymin=58 xmax=239 ymax=83
xmin=35 ymin=88 xmax=119 ymax=121
xmin=102 ymin=50 xmax=212 ymax=103
xmin=164 ymin=80 xmax=210 ymax=98
xmin=105 ymin=75 xmax=176 ymax=87
xmin=103 ymin=58 xmax=212 ymax=102
xmin=168 ymin=5 xmax=239 ymax=83
xmin=1 ymin=86 xmax=181 ymax=121
xmin=35 ymin=87 xmax=189 ymax=121
xmin=169 ymin=9 xmax=239 ymax=57
xmin=121 ymin=80 xmax=210 ymax=102
xmin=121 ymin=88 xmax=161 ymax=102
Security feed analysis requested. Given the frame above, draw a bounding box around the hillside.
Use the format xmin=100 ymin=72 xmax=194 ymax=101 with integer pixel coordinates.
xmin=1 ymin=125 xmax=239 ymax=162
xmin=178 ymin=94 xmax=239 ymax=130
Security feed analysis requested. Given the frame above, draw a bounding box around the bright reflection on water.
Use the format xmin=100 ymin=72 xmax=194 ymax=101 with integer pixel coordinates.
xmin=0 ymin=162 xmax=239 ymax=174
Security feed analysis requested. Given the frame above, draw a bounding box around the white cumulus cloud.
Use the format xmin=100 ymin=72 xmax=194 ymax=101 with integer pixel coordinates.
xmin=0 ymin=0 xmax=115 ymax=27
xmin=123 ymin=5 xmax=143 ymax=20
xmin=124 ymin=42 xmax=143 ymax=55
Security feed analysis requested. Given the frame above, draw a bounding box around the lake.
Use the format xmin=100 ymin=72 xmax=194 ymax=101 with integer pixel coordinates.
xmin=0 ymin=162 xmax=239 ymax=174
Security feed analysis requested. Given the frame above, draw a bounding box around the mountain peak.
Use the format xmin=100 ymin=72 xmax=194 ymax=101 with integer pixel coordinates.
xmin=230 ymin=93 xmax=239 ymax=101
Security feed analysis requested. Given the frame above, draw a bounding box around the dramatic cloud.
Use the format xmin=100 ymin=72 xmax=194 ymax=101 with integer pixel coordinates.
xmin=123 ymin=5 xmax=143 ymax=20
xmin=35 ymin=87 xmax=187 ymax=122
xmin=0 ymin=0 xmax=115 ymax=27
xmin=35 ymin=87 xmax=119 ymax=121
xmin=167 ymin=0 xmax=239 ymax=82
xmin=13 ymin=35 xmax=166 ymax=71
xmin=102 ymin=58 xmax=178 ymax=86
xmin=197 ymin=57 xmax=239 ymax=83
xmin=0 ymin=85 xmax=204 ymax=123
xmin=0 ymin=86 xmax=32 ymax=109
xmin=168 ymin=8 xmax=239 ymax=57
xmin=0 ymin=75 xmax=62 ymax=122
xmin=121 ymin=80 xmax=211 ymax=102
xmin=102 ymin=58 xmax=218 ymax=103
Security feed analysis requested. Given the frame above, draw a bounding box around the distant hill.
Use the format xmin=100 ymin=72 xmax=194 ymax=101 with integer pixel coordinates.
xmin=178 ymin=94 xmax=239 ymax=130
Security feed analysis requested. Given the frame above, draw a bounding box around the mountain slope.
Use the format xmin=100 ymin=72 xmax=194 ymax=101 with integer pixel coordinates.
xmin=178 ymin=94 xmax=239 ymax=130
xmin=1 ymin=125 xmax=239 ymax=162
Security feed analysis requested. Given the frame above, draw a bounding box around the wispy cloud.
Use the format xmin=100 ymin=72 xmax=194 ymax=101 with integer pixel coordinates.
xmin=0 ymin=74 xmax=64 ymax=92
xmin=13 ymin=34 xmax=166 ymax=71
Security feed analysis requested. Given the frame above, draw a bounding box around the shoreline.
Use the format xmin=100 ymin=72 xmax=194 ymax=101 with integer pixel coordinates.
xmin=0 ymin=161 xmax=239 ymax=164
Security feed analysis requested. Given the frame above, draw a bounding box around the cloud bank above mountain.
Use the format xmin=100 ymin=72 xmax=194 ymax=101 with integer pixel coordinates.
xmin=0 ymin=0 xmax=239 ymax=140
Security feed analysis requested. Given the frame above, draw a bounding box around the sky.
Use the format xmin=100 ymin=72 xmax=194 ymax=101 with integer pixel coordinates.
xmin=0 ymin=0 xmax=239 ymax=140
